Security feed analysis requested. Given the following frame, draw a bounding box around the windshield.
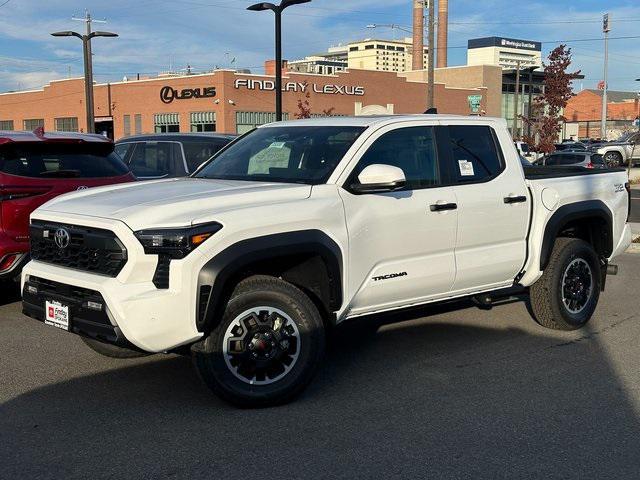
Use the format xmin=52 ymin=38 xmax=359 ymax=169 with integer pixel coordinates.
xmin=195 ymin=126 xmax=366 ymax=184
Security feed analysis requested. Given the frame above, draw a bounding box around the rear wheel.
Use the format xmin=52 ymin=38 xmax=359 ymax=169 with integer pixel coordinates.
xmin=604 ymin=151 xmax=623 ymax=168
xmin=530 ymin=238 xmax=601 ymax=331
xmin=81 ymin=337 xmax=151 ymax=359
xmin=192 ymin=275 xmax=325 ymax=408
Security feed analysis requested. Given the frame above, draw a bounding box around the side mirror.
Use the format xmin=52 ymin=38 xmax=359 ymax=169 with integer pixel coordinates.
xmin=350 ymin=164 xmax=406 ymax=194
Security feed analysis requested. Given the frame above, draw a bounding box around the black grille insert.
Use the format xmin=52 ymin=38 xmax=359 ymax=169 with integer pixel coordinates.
xmin=30 ymin=221 xmax=127 ymax=277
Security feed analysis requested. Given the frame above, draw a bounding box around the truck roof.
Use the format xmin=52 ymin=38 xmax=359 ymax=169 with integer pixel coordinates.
xmin=0 ymin=130 xmax=112 ymax=145
xmin=262 ymin=115 xmax=508 ymax=129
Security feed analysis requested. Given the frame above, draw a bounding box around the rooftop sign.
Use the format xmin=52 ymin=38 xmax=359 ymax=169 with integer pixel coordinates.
xmin=468 ymin=37 xmax=541 ymax=52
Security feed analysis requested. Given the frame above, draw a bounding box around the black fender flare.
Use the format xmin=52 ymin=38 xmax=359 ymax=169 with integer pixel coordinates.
xmin=539 ymin=200 xmax=613 ymax=270
xmin=196 ymin=230 xmax=343 ymax=332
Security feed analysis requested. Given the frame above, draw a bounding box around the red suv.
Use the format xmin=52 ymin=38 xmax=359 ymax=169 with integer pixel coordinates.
xmin=0 ymin=130 xmax=135 ymax=281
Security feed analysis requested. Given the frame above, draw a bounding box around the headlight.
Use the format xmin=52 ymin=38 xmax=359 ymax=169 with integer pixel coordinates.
xmin=134 ymin=222 xmax=222 ymax=258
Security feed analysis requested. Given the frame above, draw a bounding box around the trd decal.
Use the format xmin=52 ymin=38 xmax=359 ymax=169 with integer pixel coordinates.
xmin=373 ymin=272 xmax=408 ymax=282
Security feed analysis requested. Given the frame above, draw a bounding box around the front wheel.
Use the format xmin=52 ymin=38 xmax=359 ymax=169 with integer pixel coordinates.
xmin=192 ymin=275 xmax=325 ymax=407
xmin=530 ymin=238 xmax=601 ymax=331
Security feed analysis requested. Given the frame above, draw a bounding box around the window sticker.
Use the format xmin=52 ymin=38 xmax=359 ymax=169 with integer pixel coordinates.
xmin=269 ymin=141 xmax=286 ymax=149
xmin=458 ymin=160 xmax=475 ymax=176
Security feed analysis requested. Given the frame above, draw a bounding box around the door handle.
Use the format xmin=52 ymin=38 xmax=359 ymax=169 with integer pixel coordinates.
xmin=503 ymin=195 xmax=527 ymax=204
xmin=430 ymin=202 xmax=458 ymax=212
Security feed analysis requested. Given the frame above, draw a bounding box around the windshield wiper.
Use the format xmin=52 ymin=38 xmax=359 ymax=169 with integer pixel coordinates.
xmin=39 ymin=169 xmax=82 ymax=178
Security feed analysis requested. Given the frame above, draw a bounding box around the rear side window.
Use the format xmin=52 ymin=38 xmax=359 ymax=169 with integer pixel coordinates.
xmin=114 ymin=143 xmax=134 ymax=161
xmin=128 ymin=142 xmax=172 ymax=177
xmin=0 ymin=143 xmax=129 ymax=178
xmin=447 ymin=125 xmax=504 ymax=183
xmin=353 ymin=126 xmax=439 ymax=189
xmin=546 ymin=154 xmax=583 ymax=166
xmin=183 ymin=141 xmax=227 ymax=173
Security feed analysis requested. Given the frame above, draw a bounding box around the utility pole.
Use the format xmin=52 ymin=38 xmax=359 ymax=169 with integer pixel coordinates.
xmin=52 ymin=11 xmax=117 ymax=134
xmin=601 ymin=13 xmax=610 ymax=140
xmin=513 ymin=61 xmax=521 ymax=139
xmin=427 ymin=0 xmax=435 ymax=109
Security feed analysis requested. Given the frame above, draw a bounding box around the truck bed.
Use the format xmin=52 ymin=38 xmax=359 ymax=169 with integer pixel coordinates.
xmin=523 ymin=165 xmax=627 ymax=180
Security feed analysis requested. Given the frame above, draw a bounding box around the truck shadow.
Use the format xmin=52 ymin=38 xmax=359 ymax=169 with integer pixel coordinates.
xmin=2 ymin=297 xmax=639 ymax=479
xmin=0 ymin=281 xmax=20 ymax=307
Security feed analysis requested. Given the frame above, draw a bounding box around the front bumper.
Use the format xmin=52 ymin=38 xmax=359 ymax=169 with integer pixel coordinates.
xmin=22 ymin=275 xmax=133 ymax=348
xmin=21 ymin=212 xmax=205 ymax=353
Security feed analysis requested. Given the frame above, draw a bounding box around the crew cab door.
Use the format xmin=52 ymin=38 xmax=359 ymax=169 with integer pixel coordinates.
xmin=339 ymin=124 xmax=458 ymax=316
xmin=439 ymin=123 xmax=529 ymax=292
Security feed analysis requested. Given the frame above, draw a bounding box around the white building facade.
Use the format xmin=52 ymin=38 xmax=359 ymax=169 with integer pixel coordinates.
xmin=467 ymin=37 xmax=542 ymax=70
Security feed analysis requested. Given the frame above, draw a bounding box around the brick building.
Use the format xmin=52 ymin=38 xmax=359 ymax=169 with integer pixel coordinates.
xmin=0 ymin=65 xmax=502 ymax=140
xmin=565 ymin=89 xmax=640 ymax=138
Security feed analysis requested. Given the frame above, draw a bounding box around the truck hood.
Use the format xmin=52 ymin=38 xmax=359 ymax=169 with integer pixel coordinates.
xmin=36 ymin=178 xmax=312 ymax=230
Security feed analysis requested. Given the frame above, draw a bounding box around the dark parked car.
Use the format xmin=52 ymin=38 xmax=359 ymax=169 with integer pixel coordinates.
xmin=540 ymin=151 xmax=607 ymax=169
xmin=554 ymin=141 xmax=587 ymax=152
xmin=115 ymin=133 xmax=236 ymax=179
xmin=0 ymin=130 xmax=136 ymax=281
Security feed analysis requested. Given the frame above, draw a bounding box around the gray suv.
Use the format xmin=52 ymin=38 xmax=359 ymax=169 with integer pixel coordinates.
xmin=541 ymin=151 xmax=607 ymax=169
xmin=115 ymin=133 xmax=235 ymax=179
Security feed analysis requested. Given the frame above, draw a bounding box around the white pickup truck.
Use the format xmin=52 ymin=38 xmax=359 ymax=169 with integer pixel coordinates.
xmin=22 ymin=115 xmax=632 ymax=407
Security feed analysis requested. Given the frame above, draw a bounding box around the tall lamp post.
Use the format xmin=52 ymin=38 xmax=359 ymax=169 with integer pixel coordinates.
xmin=247 ymin=0 xmax=311 ymax=122
xmin=51 ymin=18 xmax=117 ymax=133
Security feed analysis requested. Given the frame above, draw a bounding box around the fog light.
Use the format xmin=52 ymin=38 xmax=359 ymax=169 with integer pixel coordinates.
xmin=27 ymin=285 xmax=38 ymax=295
xmin=86 ymin=301 xmax=103 ymax=311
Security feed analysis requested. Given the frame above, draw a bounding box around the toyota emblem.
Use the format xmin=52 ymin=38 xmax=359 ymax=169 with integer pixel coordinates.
xmin=54 ymin=228 xmax=70 ymax=249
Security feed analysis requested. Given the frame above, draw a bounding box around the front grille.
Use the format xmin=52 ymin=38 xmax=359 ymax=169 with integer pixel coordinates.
xmin=30 ymin=221 xmax=127 ymax=277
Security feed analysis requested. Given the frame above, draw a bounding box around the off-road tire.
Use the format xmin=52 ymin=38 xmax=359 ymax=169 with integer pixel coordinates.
xmin=192 ymin=275 xmax=325 ymax=408
xmin=530 ymin=238 xmax=600 ymax=331
xmin=81 ymin=337 xmax=151 ymax=359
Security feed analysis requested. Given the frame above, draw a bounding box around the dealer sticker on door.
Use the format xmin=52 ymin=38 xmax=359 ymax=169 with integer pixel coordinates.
xmin=45 ymin=300 xmax=70 ymax=331
xmin=458 ymin=160 xmax=475 ymax=176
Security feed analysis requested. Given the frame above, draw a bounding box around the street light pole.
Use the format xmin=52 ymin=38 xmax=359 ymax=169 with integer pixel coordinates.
xmin=52 ymin=11 xmax=117 ymax=134
xmin=601 ymin=13 xmax=610 ymax=140
xmin=247 ymin=0 xmax=311 ymax=122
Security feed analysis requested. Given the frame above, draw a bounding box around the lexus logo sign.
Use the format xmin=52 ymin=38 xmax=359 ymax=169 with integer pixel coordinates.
xmin=54 ymin=228 xmax=70 ymax=249
xmin=160 ymin=86 xmax=217 ymax=104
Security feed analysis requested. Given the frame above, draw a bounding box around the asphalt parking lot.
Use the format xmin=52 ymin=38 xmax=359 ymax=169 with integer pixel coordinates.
xmin=1 ymin=253 xmax=640 ymax=479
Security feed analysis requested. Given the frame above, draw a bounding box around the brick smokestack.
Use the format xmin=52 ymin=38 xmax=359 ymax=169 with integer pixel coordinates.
xmin=412 ymin=0 xmax=424 ymax=70
xmin=437 ymin=0 xmax=448 ymax=68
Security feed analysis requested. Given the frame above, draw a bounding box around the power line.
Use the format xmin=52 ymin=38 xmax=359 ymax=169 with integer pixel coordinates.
xmin=0 ymin=0 xmax=12 ymax=8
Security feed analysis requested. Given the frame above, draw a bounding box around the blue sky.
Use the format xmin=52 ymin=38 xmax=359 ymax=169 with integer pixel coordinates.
xmin=0 ymin=0 xmax=639 ymax=93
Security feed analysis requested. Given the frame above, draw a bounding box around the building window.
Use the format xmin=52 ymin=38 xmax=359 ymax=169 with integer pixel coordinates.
xmin=123 ymin=115 xmax=131 ymax=136
xmin=54 ymin=117 xmax=78 ymax=132
xmin=0 ymin=120 xmax=14 ymax=130
xmin=365 ymin=44 xmax=374 ymax=50
xmin=349 ymin=46 xmax=359 ymax=52
xmin=190 ymin=111 xmax=216 ymax=132
xmin=154 ymin=113 xmax=179 ymax=133
xmin=135 ymin=114 xmax=142 ymax=134
xmin=23 ymin=119 xmax=44 ymax=131
xmin=236 ymin=111 xmax=290 ymax=135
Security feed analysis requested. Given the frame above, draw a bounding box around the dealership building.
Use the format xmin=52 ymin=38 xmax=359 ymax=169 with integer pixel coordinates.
xmin=0 ymin=63 xmax=502 ymax=139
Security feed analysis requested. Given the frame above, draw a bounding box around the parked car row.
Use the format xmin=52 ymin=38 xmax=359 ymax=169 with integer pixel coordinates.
xmin=0 ymin=129 xmax=234 ymax=282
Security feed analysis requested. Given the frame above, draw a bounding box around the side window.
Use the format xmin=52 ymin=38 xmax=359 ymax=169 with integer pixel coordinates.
xmin=129 ymin=142 xmax=172 ymax=177
xmin=352 ymin=126 xmax=439 ymax=189
xmin=114 ymin=143 xmax=133 ymax=161
xmin=447 ymin=125 xmax=504 ymax=183
xmin=183 ymin=141 xmax=227 ymax=173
